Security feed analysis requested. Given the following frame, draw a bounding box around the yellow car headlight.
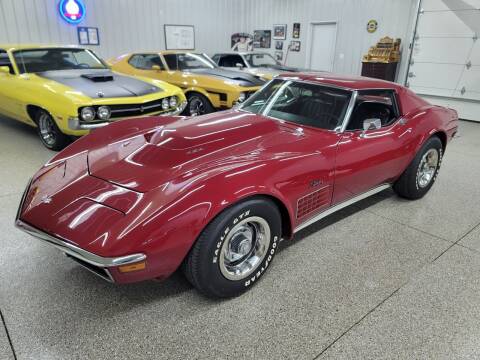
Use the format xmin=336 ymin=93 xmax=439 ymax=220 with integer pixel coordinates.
xmin=162 ymin=98 xmax=170 ymax=110
xmin=97 ymin=106 xmax=111 ymax=120
xmin=80 ymin=107 xmax=95 ymax=122
xmin=169 ymin=96 xmax=177 ymax=108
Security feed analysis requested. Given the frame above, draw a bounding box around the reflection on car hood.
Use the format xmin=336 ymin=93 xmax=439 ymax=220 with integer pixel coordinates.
xmin=87 ymin=110 xmax=304 ymax=192
xmin=188 ymin=68 xmax=265 ymax=87
xmin=37 ymin=69 xmax=162 ymax=99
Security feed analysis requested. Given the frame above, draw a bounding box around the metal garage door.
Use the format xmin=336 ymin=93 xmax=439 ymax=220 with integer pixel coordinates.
xmin=407 ymin=0 xmax=480 ymax=121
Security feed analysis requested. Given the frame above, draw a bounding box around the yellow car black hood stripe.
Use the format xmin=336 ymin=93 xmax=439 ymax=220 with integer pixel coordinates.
xmin=38 ymin=70 xmax=162 ymax=99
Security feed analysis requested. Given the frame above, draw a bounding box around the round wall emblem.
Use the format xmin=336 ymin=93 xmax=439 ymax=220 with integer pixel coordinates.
xmin=59 ymin=0 xmax=86 ymax=24
xmin=367 ymin=19 xmax=378 ymax=33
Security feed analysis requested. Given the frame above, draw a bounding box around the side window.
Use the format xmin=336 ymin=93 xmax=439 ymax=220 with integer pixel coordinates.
xmin=346 ymin=90 xmax=399 ymax=131
xmin=128 ymin=54 xmax=164 ymax=70
xmin=211 ymin=54 xmax=220 ymax=64
xmin=218 ymin=55 xmax=244 ymax=67
xmin=0 ymin=50 xmax=14 ymax=74
xmin=163 ymin=54 xmax=178 ymax=70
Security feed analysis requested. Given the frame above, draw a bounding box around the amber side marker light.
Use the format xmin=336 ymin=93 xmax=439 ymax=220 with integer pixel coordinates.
xmin=118 ymin=261 xmax=146 ymax=273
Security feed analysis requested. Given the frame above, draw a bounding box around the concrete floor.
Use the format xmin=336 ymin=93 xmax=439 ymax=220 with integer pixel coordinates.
xmin=0 ymin=117 xmax=479 ymax=360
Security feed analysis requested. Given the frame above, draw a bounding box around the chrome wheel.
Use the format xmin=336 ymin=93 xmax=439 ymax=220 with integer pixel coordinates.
xmin=417 ymin=148 xmax=439 ymax=188
xmin=219 ymin=216 xmax=271 ymax=281
xmin=188 ymin=96 xmax=205 ymax=116
xmin=38 ymin=112 xmax=57 ymax=147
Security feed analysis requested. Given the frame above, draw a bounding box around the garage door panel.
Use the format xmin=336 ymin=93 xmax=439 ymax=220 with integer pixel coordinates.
xmin=417 ymin=11 xmax=476 ymax=37
xmin=452 ymin=90 xmax=480 ymax=101
xmin=410 ymin=86 xmax=455 ymax=98
xmin=456 ymin=65 xmax=480 ymax=97
xmin=412 ymin=37 xmax=473 ymax=64
xmin=409 ymin=63 xmax=464 ymax=90
xmin=422 ymin=0 xmax=480 ymax=11
xmin=468 ymin=41 xmax=480 ymax=65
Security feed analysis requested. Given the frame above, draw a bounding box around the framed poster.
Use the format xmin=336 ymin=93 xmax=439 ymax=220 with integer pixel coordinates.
xmin=231 ymin=33 xmax=253 ymax=51
xmin=253 ymin=30 xmax=271 ymax=48
xmin=77 ymin=27 xmax=100 ymax=45
xmin=273 ymin=24 xmax=287 ymax=40
xmin=290 ymin=40 xmax=301 ymax=52
xmin=164 ymin=25 xmax=195 ymax=50
xmin=275 ymin=51 xmax=283 ymax=62
xmin=293 ymin=23 xmax=301 ymax=38
xmin=275 ymin=41 xmax=283 ymax=50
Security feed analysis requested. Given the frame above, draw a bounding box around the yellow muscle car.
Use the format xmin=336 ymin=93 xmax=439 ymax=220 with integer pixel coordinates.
xmin=0 ymin=45 xmax=186 ymax=150
xmin=109 ymin=51 xmax=265 ymax=116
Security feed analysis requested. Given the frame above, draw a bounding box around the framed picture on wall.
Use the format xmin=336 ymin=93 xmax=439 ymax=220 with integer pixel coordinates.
xmin=293 ymin=23 xmax=301 ymax=38
xmin=275 ymin=51 xmax=283 ymax=62
xmin=275 ymin=41 xmax=283 ymax=50
xmin=290 ymin=40 xmax=301 ymax=52
xmin=273 ymin=24 xmax=287 ymax=40
xmin=164 ymin=24 xmax=195 ymax=50
xmin=253 ymin=30 xmax=271 ymax=48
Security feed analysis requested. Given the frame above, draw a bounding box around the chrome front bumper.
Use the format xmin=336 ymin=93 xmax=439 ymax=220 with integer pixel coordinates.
xmin=68 ymin=100 xmax=188 ymax=130
xmin=15 ymin=180 xmax=146 ymax=282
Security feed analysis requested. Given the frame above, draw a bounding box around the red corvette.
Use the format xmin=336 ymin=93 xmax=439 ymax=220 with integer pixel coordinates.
xmin=16 ymin=73 xmax=458 ymax=297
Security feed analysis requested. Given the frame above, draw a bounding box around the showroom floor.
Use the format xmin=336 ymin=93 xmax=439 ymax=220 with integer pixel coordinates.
xmin=0 ymin=117 xmax=479 ymax=360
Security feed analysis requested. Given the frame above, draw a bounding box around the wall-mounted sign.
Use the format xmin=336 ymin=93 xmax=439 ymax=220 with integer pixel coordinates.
xmin=59 ymin=0 xmax=86 ymax=24
xmin=77 ymin=27 xmax=100 ymax=45
xmin=367 ymin=19 xmax=378 ymax=33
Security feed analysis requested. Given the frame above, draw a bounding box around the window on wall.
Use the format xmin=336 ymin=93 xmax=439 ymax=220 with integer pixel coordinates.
xmin=128 ymin=54 xmax=164 ymax=70
xmin=0 ymin=50 xmax=15 ymax=74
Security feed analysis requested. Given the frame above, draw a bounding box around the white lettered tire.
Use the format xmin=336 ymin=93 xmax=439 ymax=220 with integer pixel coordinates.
xmin=183 ymin=197 xmax=282 ymax=298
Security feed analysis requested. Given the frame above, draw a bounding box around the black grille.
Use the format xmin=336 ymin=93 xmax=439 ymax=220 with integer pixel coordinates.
xmin=79 ymin=98 xmax=175 ymax=120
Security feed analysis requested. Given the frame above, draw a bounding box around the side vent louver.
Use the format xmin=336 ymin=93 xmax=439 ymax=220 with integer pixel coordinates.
xmin=297 ymin=187 xmax=330 ymax=219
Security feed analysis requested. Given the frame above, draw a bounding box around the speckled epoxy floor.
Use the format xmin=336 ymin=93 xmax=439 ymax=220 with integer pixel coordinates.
xmin=0 ymin=117 xmax=479 ymax=360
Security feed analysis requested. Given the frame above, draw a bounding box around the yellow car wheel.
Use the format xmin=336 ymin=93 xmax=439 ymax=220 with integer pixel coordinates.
xmin=36 ymin=110 xmax=71 ymax=151
xmin=186 ymin=93 xmax=214 ymax=117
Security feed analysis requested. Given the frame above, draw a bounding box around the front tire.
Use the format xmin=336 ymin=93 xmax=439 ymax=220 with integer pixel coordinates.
xmin=184 ymin=92 xmax=214 ymax=116
xmin=394 ymin=136 xmax=443 ymax=199
xmin=183 ymin=198 xmax=282 ymax=298
xmin=35 ymin=110 xmax=71 ymax=151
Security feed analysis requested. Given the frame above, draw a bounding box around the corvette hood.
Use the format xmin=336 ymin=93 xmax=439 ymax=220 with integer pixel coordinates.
xmin=37 ymin=69 xmax=162 ymax=99
xmin=188 ymin=68 xmax=265 ymax=87
xmin=88 ymin=110 xmax=302 ymax=192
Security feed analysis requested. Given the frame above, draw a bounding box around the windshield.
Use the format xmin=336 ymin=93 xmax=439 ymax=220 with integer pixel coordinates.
xmin=13 ymin=48 xmax=107 ymax=74
xmin=244 ymin=53 xmax=279 ymax=67
xmin=163 ymin=53 xmax=216 ymax=70
xmin=240 ymin=79 xmax=352 ymax=131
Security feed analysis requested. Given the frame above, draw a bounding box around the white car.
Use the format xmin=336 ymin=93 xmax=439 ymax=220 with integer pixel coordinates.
xmin=211 ymin=52 xmax=301 ymax=80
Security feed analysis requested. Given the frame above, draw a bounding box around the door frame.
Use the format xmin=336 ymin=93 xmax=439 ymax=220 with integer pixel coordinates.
xmin=305 ymin=20 xmax=338 ymax=70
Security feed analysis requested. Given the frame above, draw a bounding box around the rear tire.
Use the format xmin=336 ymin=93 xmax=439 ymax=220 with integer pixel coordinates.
xmin=35 ymin=110 xmax=71 ymax=151
xmin=183 ymin=198 xmax=282 ymax=298
xmin=184 ymin=92 xmax=214 ymax=116
xmin=394 ymin=136 xmax=443 ymax=200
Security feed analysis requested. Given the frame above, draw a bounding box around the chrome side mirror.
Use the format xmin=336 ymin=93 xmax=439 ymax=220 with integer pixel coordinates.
xmin=235 ymin=63 xmax=244 ymax=69
xmin=360 ymin=118 xmax=382 ymax=138
xmin=363 ymin=118 xmax=382 ymax=131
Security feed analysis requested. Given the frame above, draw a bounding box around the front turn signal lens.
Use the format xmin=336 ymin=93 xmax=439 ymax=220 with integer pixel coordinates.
xmin=118 ymin=261 xmax=146 ymax=273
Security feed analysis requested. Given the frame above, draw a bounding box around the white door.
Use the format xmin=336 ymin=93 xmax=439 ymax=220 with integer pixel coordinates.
xmin=308 ymin=23 xmax=337 ymax=71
